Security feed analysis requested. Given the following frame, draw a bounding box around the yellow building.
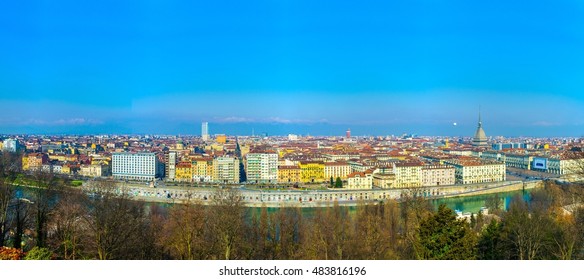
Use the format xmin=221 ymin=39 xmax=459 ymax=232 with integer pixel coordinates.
xmin=49 ymin=154 xmax=67 ymax=162
xmin=22 ymin=153 xmax=49 ymax=171
xmin=299 ymin=161 xmax=325 ymax=183
xmin=216 ymin=134 xmax=227 ymax=144
xmin=278 ymin=165 xmax=301 ymax=183
xmin=80 ymin=163 xmax=110 ymax=177
xmin=175 ymin=162 xmax=193 ymax=182
xmin=21 ymin=156 xmax=29 ymax=171
xmin=61 ymin=164 xmax=71 ymax=175
xmin=192 ymin=157 xmax=213 ymax=182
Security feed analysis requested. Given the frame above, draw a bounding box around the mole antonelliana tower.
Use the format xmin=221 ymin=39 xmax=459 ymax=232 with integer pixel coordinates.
xmin=472 ymin=109 xmax=488 ymax=147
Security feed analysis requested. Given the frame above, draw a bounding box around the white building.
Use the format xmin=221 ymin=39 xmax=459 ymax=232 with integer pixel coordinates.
xmin=445 ymin=159 xmax=506 ymax=184
xmin=213 ymin=156 xmax=240 ymax=184
xmin=246 ymin=153 xmax=278 ymax=183
xmin=324 ymin=161 xmax=352 ymax=180
xmin=548 ymin=157 xmax=584 ymax=176
xmin=393 ymin=162 xmax=423 ymax=188
xmin=347 ymin=171 xmax=373 ymax=189
xmin=373 ymin=173 xmax=396 ymax=189
xmin=2 ymin=138 xmax=20 ymax=153
xmin=202 ymin=122 xmax=209 ymax=142
xmin=112 ymin=152 xmax=160 ymax=181
xmin=421 ymin=165 xmax=455 ymax=186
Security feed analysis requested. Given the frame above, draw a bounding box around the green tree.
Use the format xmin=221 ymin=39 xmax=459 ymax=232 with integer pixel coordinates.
xmin=416 ymin=204 xmax=477 ymax=260
xmin=335 ymin=177 xmax=342 ymax=188
xmin=500 ymin=195 xmax=553 ymax=260
xmin=330 ymin=177 xmax=334 ymax=187
xmin=477 ymin=219 xmax=505 ymax=259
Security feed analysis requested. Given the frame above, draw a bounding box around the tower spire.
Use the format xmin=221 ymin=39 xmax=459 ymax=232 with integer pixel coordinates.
xmin=472 ymin=106 xmax=488 ymax=147
xmin=478 ymin=106 xmax=482 ymax=127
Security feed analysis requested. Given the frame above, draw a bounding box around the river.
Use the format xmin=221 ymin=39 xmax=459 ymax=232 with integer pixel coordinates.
xmin=13 ymin=185 xmax=535 ymax=217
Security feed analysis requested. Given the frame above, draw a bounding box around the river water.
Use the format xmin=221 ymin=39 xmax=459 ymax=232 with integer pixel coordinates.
xmin=430 ymin=189 xmax=533 ymax=213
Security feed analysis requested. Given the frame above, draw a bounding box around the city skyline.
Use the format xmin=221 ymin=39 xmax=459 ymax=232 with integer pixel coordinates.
xmin=1 ymin=1 xmax=584 ymax=137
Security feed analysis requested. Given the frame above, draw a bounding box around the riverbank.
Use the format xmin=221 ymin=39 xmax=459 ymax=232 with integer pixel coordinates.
xmin=117 ymin=179 xmax=545 ymax=208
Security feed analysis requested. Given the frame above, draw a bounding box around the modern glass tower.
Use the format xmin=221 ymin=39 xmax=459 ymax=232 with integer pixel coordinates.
xmin=202 ymin=122 xmax=209 ymax=141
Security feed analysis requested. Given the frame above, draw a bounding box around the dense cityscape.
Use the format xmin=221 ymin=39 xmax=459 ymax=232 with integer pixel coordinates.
xmin=2 ymin=114 xmax=584 ymax=262
xmin=3 ymin=114 xmax=583 ymax=192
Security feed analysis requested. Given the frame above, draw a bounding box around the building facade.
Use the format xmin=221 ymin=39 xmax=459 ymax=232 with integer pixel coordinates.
xmin=445 ymin=159 xmax=506 ymax=184
xmin=278 ymin=165 xmax=301 ymax=183
xmin=175 ymin=162 xmax=193 ymax=182
xmin=324 ymin=161 xmax=352 ymax=181
xmin=373 ymin=173 xmax=396 ymax=189
xmin=22 ymin=153 xmax=49 ymax=171
xmin=213 ymin=156 xmax=240 ymax=184
xmin=299 ymin=161 xmax=325 ymax=183
xmin=165 ymin=151 xmax=177 ymax=180
xmin=112 ymin=152 xmax=161 ymax=181
xmin=346 ymin=171 xmax=373 ymax=189
xmin=421 ymin=165 xmax=455 ymax=186
xmin=393 ymin=162 xmax=423 ymax=188
xmin=2 ymin=138 xmax=20 ymax=153
xmin=246 ymin=153 xmax=278 ymax=183
xmin=192 ymin=157 xmax=214 ymax=182
xmin=80 ymin=163 xmax=110 ymax=178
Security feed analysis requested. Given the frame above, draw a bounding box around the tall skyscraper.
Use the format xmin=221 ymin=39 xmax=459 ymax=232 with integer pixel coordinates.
xmin=346 ymin=128 xmax=351 ymax=139
xmin=202 ymin=122 xmax=209 ymax=141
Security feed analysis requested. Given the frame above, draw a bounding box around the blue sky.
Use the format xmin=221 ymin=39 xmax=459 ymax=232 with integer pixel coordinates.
xmin=1 ymin=1 xmax=584 ymax=137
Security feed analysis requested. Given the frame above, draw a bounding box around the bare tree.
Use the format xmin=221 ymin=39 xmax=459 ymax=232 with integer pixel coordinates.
xmin=501 ymin=195 xmax=553 ymax=260
xmin=83 ymin=179 xmax=156 ymax=260
xmin=0 ymin=184 xmax=13 ymax=247
xmin=208 ymin=187 xmax=246 ymax=260
xmin=12 ymin=197 xmax=32 ymax=250
xmin=49 ymin=188 xmax=88 ymax=259
xmin=160 ymin=202 xmax=210 ymax=259
xmin=0 ymin=151 xmax=20 ymax=247
xmin=273 ymin=207 xmax=304 ymax=259
xmin=351 ymin=203 xmax=391 ymax=259
xmin=300 ymin=201 xmax=353 ymax=260
xmin=29 ymin=169 xmax=61 ymax=248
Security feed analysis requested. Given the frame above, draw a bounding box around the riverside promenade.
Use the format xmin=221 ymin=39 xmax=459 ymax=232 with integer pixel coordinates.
xmin=110 ymin=180 xmax=544 ymax=207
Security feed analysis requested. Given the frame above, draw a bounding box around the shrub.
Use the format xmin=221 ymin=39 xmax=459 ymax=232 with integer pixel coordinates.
xmin=24 ymin=247 xmax=53 ymax=260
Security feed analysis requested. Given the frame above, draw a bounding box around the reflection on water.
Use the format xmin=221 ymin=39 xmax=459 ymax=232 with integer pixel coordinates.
xmin=430 ymin=189 xmax=534 ymax=213
xmin=245 ymin=189 xmax=535 ymax=217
